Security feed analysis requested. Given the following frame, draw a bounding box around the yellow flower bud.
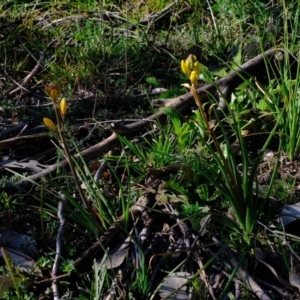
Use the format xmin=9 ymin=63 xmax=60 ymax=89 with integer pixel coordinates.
xmin=181 ymin=54 xmax=200 ymax=79
xmin=190 ymin=71 xmax=198 ymax=86
xmin=193 ymin=61 xmax=200 ymax=75
xmin=45 ymin=83 xmax=60 ymax=103
xmin=181 ymin=60 xmax=191 ymax=77
xmin=43 ymin=117 xmax=56 ymax=132
xmin=60 ymin=98 xmax=67 ymax=120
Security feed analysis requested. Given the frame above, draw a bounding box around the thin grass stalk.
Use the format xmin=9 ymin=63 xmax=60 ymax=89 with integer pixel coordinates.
xmin=93 ymin=260 xmax=107 ymax=298
xmin=1 ymin=247 xmax=21 ymax=300
xmin=75 ymin=172 xmax=108 ymax=230
xmin=258 ymin=137 xmax=282 ymax=213
xmin=287 ymin=54 xmax=300 ymax=160
xmin=40 ymin=178 xmax=45 ymax=246
xmin=218 ymin=245 xmax=249 ymax=298
xmin=289 ymin=6 xmax=299 ymax=53
xmin=108 ymin=165 xmax=130 ymax=227
xmin=71 ymin=157 xmax=112 ymax=229
xmin=7 ymin=170 xmax=93 ymax=230
xmin=150 ymin=244 xmax=226 ymax=300
xmin=45 ymin=177 xmax=97 ymax=232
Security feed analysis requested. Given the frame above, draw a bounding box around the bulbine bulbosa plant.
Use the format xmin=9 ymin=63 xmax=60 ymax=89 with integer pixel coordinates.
xmin=180 ymin=55 xmax=280 ymax=235
xmin=44 ymin=83 xmax=102 ymax=235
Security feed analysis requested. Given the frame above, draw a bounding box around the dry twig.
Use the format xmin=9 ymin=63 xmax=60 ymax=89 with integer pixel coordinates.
xmin=5 ymin=51 xmax=45 ymax=97
xmin=51 ymin=193 xmax=66 ymax=300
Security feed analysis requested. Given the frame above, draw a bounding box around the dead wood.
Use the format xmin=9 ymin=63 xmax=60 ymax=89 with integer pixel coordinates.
xmin=12 ymin=48 xmax=280 ymax=191
xmin=0 ymin=120 xmax=31 ymax=139
xmin=0 ymin=132 xmax=49 ymax=151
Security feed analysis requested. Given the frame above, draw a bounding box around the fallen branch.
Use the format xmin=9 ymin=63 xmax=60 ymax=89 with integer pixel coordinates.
xmin=0 ymin=133 xmax=49 ymax=151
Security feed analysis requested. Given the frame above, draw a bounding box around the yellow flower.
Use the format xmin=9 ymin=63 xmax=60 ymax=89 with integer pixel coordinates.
xmin=181 ymin=59 xmax=190 ymax=77
xmin=45 ymin=83 xmax=60 ymax=103
xmin=181 ymin=54 xmax=200 ymax=80
xmin=190 ymin=70 xmax=198 ymax=86
xmin=43 ymin=118 xmax=56 ymax=132
xmin=193 ymin=61 xmax=200 ymax=75
xmin=60 ymin=98 xmax=67 ymax=120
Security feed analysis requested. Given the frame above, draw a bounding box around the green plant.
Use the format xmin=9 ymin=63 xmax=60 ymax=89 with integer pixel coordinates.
xmin=92 ymin=261 xmax=108 ymax=300
xmin=37 ymin=256 xmax=52 ymax=269
xmin=1 ymin=249 xmax=21 ymax=300
xmin=179 ymin=54 xmax=281 ymax=234
xmin=129 ymin=243 xmax=149 ymax=298
xmin=251 ymin=2 xmax=300 ymax=161
xmin=3 ymin=1 xmax=300 ymax=298
xmin=61 ymin=259 xmax=75 ymax=274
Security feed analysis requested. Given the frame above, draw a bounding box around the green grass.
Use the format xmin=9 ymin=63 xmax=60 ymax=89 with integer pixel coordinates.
xmin=2 ymin=0 xmax=300 ymax=299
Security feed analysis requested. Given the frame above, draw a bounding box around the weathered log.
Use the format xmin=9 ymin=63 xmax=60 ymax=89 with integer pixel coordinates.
xmin=0 ymin=133 xmax=49 ymax=151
